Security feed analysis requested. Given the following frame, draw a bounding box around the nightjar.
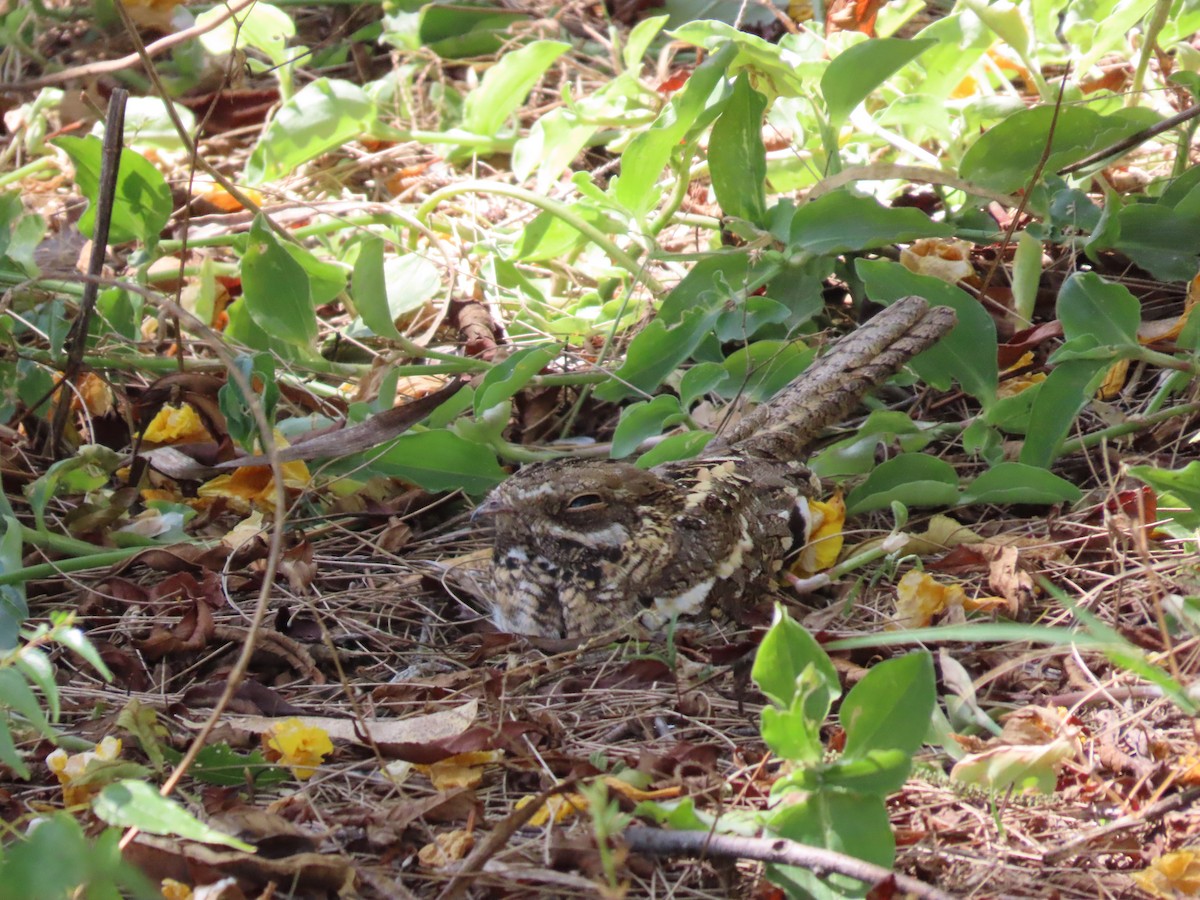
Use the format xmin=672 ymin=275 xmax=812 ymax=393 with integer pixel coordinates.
xmin=476 ymin=296 xmax=957 ymax=637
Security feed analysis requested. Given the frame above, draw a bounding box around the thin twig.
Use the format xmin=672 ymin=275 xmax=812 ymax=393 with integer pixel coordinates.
xmin=47 ymin=88 xmax=126 ymax=457
xmin=623 ymin=826 xmax=956 ymax=900
xmin=0 ymin=0 xmax=260 ymax=90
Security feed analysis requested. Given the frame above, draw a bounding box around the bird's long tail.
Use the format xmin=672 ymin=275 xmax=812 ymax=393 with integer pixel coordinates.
xmin=711 ymin=296 xmax=957 ymax=459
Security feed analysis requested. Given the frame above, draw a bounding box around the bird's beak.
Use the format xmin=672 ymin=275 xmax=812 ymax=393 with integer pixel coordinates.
xmin=472 ymin=494 xmax=511 ymax=522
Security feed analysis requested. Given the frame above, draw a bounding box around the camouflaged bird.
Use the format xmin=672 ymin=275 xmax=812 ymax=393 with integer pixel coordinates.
xmin=476 ymin=296 xmax=957 ymax=638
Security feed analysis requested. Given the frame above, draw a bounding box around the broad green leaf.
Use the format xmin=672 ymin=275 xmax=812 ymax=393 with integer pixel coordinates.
xmin=857 ymin=260 xmax=999 ymax=407
xmin=94 ymin=781 xmax=254 ymax=851
xmin=0 ymin=815 xmax=157 ymax=900
xmin=282 ymin=243 xmax=347 ymax=307
xmin=511 ymin=108 xmax=599 ymax=193
xmin=841 ymin=651 xmax=934 ymax=760
xmin=671 ymin=20 xmax=816 ymax=98
xmin=0 ymin=717 xmax=28 ymax=779
xmin=624 ymin=15 xmax=668 ymax=70
xmin=960 ymin=463 xmax=1082 ymax=506
xmin=1128 ymin=461 xmax=1200 ymax=515
xmin=1111 ymin=204 xmax=1200 ymax=283
xmin=415 ymin=5 xmax=528 ymax=58
xmin=14 ymin=647 xmax=59 ymax=720
xmin=658 ymin=253 xmax=750 ymax=325
xmin=474 ymin=344 xmax=561 ymax=414
xmin=760 ymin=676 xmax=827 ymax=763
xmin=820 ymin=747 xmax=913 ymax=795
xmin=596 ymin=305 xmax=722 ymax=401
xmin=245 ymin=79 xmax=376 ymax=185
xmin=368 ymin=430 xmax=506 ymax=494
xmin=511 ymin=201 xmax=622 ymax=261
xmin=381 ymin=253 xmax=442 ymax=321
xmin=767 ymin=792 xmax=895 ymax=898
xmin=635 ymin=430 xmax=713 ymax=467
xmin=963 ymin=0 xmax=1031 ymax=55
xmin=845 ymin=453 xmax=960 ymax=515
xmin=720 ymin=340 xmax=814 ymax=402
xmin=811 ymin=410 xmax=935 ymax=478
xmin=716 ymin=296 xmax=790 ymax=342
xmin=54 ymin=135 xmax=171 ymax=246
xmin=1011 ymin=231 xmax=1042 ymax=324
xmin=612 ymin=395 xmax=685 ymax=458
xmin=1018 ymin=359 xmax=1107 ymax=468
xmin=351 ymin=236 xmax=401 ymax=340
xmin=680 ymin=362 xmax=731 ymax=407
xmin=462 ymin=40 xmax=570 ymax=138
xmin=789 ymin=192 xmax=952 ymax=255
xmin=0 ymin=668 xmax=53 ymax=739
xmin=709 ymin=72 xmax=767 ymax=224
xmin=615 ymin=42 xmax=737 ymax=218
xmin=821 ymin=38 xmax=935 ymax=125
xmin=198 ymin=1 xmax=293 ymax=64
xmin=162 ymin=743 xmax=288 ymax=787
xmin=1057 ymin=272 xmax=1141 ymax=347
xmin=240 ymin=215 xmax=318 ymax=348
xmin=119 ymin=96 xmax=196 ymax=153
xmin=0 ymin=519 xmax=27 ymax=649
xmin=752 ymin=606 xmax=840 ymax=711
xmin=960 ymin=106 xmax=1160 ymax=193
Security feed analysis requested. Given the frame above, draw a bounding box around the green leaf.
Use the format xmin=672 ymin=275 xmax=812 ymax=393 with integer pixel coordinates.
xmin=351 ymin=236 xmax=400 ymax=340
xmin=368 ymin=430 xmax=506 ymax=494
xmin=857 ymin=260 xmax=999 ymax=408
xmin=760 ymin=676 xmax=828 ymax=764
xmin=0 ymin=668 xmax=54 ymax=739
xmin=596 ymin=305 xmax=722 ymax=401
xmin=715 ymin=296 xmax=790 ymax=342
xmin=1018 ymin=359 xmax=1107 ymax=468
xmin=960 ymin=106 xmax=1160 ymax=193
xmin=162 ymin=743 xmax=288 ymax=787
xmin=0 ymin=815 xmax=158 ymax=900
xmin=766 ymin=792 xmax=895 ymax=898
xmin=0 ymin=715 xmax=28 ymax=779
xmin=960 ymin=463 xmax=1082 ymax=506
xmin=820 ymin=747 xmax=913 ymax=795
xmin=841 ymin=651 xmax=934 ymax=760
xmin=351 ymin=239 xmax=442 ymax=338
xmin=624 ymin=15 xmax=668 ymax=70
xmin=1128 ymin=461 xmax=1200 ymax=516
xmin=411 ymin=5 xmax=526 ymax=57
xmin=635 ymin=431 xmax=713 ymax=468
xmin=1056 ymin=272 xmax=1140 ymax=347
xmin=821 ymin=38 xmax=935 ymax=125
xmin=240 ymin=215 xmax=318 ymax=348
xmin=612 ymin=395 xmax=685 ymax=459
xmin=474 ymin=344 xmax=561 ymax=415
xmin=94 ymin=781 xmax=255 ymax=851
xmin=679 ymin=362 xmax=732 ymax=407
xmin=198 ymin=1 xmax=293 ymax=65
xmin=245 ymin=79 xmax=376 ymax=185
xmin=752 ymin=606 xmax=840 ymax=711
xmin=720 ymin=340 xmax=815 ymax=403
xmin=0 ymin=519 xmax=28 ymax=649
xmin=1111 ymin=203 xmax=1200 ymax=282
xmin=709 ymin=72 xmax=767 ymax=225
xmin=846 ymin=453 xmax=960 ymax=515
xmin=53 ymin=135 xmax=172 ymax=246
xmin=462 ymin=40 xmax=570 ymax=139
xmin=615 ymin=42 xmax=737 ymax=218
xmin=811 ymin=410 xmax=935 ymax=478
xmin=789 ymin=191 xmax=952 ymax=255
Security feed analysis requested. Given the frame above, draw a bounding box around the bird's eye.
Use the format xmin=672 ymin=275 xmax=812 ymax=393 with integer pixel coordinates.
xmin=564 ymin=493 xmax=604 ymax=512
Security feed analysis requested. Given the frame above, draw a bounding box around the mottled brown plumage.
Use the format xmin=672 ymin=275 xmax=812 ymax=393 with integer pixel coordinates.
xmin=477 ymin=296 xmax=957 ymax=637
